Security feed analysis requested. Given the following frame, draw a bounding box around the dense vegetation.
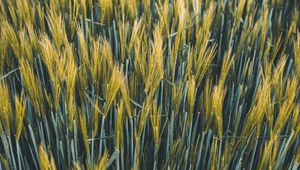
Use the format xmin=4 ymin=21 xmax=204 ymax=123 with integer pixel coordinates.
xmin=0 ymin=0 xmax=299 ymax=169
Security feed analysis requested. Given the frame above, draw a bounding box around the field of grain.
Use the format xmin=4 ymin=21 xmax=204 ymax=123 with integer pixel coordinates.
xmin=0 ymin=0 xmax=299 ymax=169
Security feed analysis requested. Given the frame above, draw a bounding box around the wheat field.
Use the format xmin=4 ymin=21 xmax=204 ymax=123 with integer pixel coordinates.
xmin=0 ymin=0 xmax=299 ymax=169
